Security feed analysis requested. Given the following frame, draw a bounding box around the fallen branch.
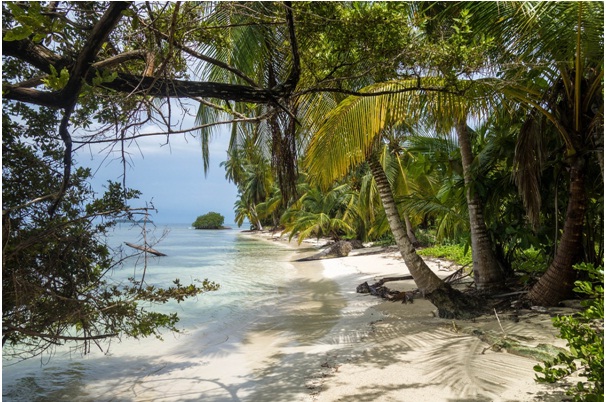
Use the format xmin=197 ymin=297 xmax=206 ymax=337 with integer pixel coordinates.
xmin=356 ymin=275 xmax=416 ymax=303
xmin=125 ymin=242 xmax=167 ymax=256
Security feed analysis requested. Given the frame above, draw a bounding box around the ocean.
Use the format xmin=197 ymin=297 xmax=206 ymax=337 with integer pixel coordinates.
xmin=2 ymin=223 xmax=356 ymax=401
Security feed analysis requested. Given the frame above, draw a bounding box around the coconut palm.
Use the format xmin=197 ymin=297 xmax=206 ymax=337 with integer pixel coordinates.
xmin=305 ymin=75 xmax=507 ymax=291
xmin=454 ymin=119 xmax=505 ymax=290
xmin=463 ymin=1 xmax=604 ymax=305
xmin=304 ymin=79 xmax=491 ymax=317
xmin=281 ymin=183 xmax=356 ymax=244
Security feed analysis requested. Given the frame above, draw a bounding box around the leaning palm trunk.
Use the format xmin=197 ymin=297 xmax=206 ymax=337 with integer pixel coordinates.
xmin=455 ymin=121 xmax=505 ymax=291
xmin=527 ymin=156 xmax=587 ymax=306
xmin=250 ymin=204 xmax=263 ymax=231
xmin=368 ymin=156 xmax=480 ymax=318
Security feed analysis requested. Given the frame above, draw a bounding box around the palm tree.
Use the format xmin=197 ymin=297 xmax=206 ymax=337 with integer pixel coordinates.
xmin=195 ymin=2 xmax=303 ymax=201
xmin=455 ymin=119 xmax=505 ymax=290
xmin=281 ymin=183 xmax=356 ymax=244
xmin=368 ymin=151 xmax=479 ymax=318
xmin=305 ymin=77 xmax=507 ymax=292
xmin=304 ymin=86 xmax=485 ymax=317
xmin=464 ymin=1 xmax=604 ymax=305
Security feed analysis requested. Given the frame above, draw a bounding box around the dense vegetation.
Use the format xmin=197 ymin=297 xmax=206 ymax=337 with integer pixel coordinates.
xmin=192 ymin=212 xmax=225 ymax=229
xmin=2 ymin=2 xmax=602 ymax=394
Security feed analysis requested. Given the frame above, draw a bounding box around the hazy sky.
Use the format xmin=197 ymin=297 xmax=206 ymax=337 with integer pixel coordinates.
xmin=76 ymin=124 xmax=240 ymax=225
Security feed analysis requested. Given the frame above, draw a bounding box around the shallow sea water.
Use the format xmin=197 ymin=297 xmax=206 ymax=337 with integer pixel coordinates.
xmin=2 ymin=224 xmax=346 ymax=401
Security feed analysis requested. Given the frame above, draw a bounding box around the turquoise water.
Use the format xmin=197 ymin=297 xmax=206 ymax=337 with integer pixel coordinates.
xmin=2 ymin=224 xmax=302 ymax=401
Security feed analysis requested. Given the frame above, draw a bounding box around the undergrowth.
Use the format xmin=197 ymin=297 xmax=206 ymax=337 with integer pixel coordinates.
xmin=417 ymin=244 xmax=473 ymax=266
xmin=534 ymin=263 xmax=604 ymax=402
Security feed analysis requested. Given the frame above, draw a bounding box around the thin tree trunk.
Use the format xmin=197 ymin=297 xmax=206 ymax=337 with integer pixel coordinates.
xmin=404 ymin=215 xmax=420 ymax=247
xmin=368 ymin=156 xmax=481 ymax=318
xmin=455 ymin=121 xmax=505 ymax=291
xmin=250 ymin=204 xmax=263 ymax=231
xmin=528 ymin=156 xmax=587 ymax=306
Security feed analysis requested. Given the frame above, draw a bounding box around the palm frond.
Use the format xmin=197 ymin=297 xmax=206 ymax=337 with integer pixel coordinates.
xmin=512 ymin=110 xmax=544 ymax=229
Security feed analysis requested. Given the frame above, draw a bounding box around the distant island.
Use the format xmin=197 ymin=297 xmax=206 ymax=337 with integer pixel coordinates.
xmin=192 ymin=212 xmax=230 ymax=230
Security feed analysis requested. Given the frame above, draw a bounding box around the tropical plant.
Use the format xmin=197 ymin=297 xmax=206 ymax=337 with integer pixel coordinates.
xmin=399 ymin=130 xmax=469 ymax=243
xmin=534 ymin=263 xmax=604 ymax=402
xmin=281 ymin=183 xmax=355 ymax=244
xmin=462 ymin=1 xmax=604 ymax=305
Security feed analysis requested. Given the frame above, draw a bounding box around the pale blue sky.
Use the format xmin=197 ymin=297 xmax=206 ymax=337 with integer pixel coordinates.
xmin=76 ymin=126 xmax=240 ymax=225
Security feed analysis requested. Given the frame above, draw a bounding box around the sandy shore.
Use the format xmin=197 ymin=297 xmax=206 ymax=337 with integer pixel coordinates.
xmin=3 ymin=231 xmax=573 ymax=402
xmin=253 ymin=232 xmax=572 ymax=402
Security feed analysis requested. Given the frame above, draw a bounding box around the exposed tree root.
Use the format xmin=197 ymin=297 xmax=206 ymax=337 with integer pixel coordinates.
xmin=357 ymin=275 xmax=487 ymax=319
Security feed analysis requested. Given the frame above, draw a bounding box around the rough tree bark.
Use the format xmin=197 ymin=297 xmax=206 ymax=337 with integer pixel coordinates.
xmin=455 ymin=120 xmax=505 ymax=291
xmin=527 ymin=155 xmax=587 ymax=306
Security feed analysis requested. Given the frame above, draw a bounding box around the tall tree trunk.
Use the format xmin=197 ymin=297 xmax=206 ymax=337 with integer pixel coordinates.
xmin=455 ymin=121 xmax=505 ymax=291
xmin=527 ymin=155 xmax=587 ymax=306
xmin=368 ymin=156 xmax=480 ymax=318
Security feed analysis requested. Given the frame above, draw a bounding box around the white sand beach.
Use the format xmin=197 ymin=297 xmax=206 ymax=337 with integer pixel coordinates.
xmin=251 ymin=233 xmax=572 ymax=402
xmin=3 ymin=231 xmax=573 ymax=402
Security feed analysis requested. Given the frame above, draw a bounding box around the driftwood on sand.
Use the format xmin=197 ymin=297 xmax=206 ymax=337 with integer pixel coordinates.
xmin=296 ymin=240 xmax=361 ymax=261
xmin=356 ymin=275 xmax=416 ymax=302
xmin=125 ymin=242 xmax=167 ymax=256
xmin=357 ymin=267 xmax=472 ymax=303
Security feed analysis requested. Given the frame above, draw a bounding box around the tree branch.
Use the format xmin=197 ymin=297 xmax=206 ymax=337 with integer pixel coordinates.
xmin=294 ymin=85 xmax=464 ymax=98
xmin=73 ymin=116 xmax=270 ymax=144
xmin=3 ymin=324 xmax=118 ymax=342
xmin=59 ymin=1 xmax=132 ymax=105
xmin=2 ymin=38 xmax=67 ymax=73
xmin=275 ymin=1 xmax=300 ymax=93
xmin=48 ymin=106 xmax=74 ymax=216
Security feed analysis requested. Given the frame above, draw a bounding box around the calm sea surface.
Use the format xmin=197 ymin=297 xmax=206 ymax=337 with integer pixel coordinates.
xmin=2 ymin=223 xmax=304 ymax=401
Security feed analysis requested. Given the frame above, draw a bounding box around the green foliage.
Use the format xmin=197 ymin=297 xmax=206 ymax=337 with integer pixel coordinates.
xmin=514 ymin=247 xmax=548 ymax=274
xmin=3 ymin=2 xmax=65 ymax=43
xmin=281 ymin=184 xmax=356 ymax=244
xmin=2 ymin=99 xmax=218 ymax=360
xmin=414 ymin=228 xmax=438 ymax=247
xmin=417 ymin=244 xmax=473 ymax=267
xmin=41 ymin=65 xmax=69 ymax=90
xmin=192 ymin=212 xmax=225 ymax=229
xmin=372 ymin=233 xmax=396 ymax=247
xmin=534 ymin=263 xmax=604 ymax=401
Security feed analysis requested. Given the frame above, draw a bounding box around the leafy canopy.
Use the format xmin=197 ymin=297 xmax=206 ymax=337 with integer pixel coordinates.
xmin=193 ymin=212 xmax=226 ymax=229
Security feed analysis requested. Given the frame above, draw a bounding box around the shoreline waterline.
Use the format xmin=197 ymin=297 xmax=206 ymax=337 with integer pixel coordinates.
xmin=2 ymin=228 xmax=386 ymax=401
xmin=3 ymin=228 xmax=571 ymax=401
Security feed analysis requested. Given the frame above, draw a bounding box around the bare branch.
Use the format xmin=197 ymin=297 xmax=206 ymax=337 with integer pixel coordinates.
xmin=73 ymin=116 xmax=270 ymax=145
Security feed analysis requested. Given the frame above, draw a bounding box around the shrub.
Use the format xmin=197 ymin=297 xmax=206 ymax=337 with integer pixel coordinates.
xmin=417 ymin=244 xmax=473 ymax=267
xmin=192 ymin=212 xmax=225 ymax=229
xmin=534 ymin=263 xmax=604 ymax=402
